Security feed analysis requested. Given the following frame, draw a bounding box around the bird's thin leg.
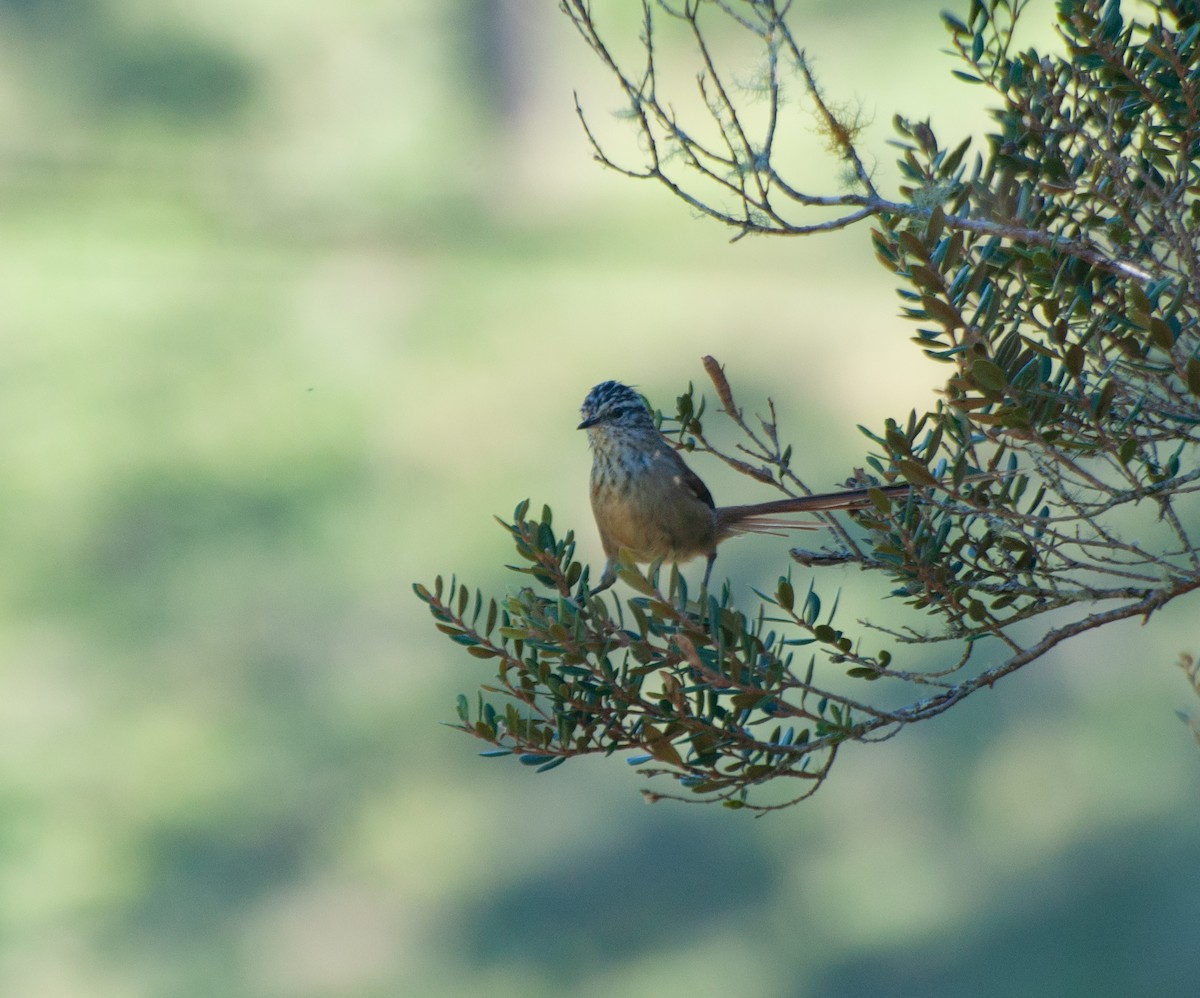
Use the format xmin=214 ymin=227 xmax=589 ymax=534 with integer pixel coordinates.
xmin=702 ymin=551 xmax=717 ymax=589
xmin=588 ymin=559 xmax=619 ymax=597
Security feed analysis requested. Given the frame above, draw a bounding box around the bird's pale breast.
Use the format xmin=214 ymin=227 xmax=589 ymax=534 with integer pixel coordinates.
xmin=589 ymin=436 xmax=716 ymax=563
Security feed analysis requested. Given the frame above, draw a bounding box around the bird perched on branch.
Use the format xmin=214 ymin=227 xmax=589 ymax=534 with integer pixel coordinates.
xmin=578 ymin=380 xmax=914 ymax=594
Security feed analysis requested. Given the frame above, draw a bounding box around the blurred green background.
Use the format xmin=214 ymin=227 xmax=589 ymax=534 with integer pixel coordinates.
xmin=4 ymin=1 xmax=1198 ymax=995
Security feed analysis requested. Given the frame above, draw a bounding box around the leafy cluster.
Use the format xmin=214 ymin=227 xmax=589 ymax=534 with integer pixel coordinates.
xmin=419 ymin=0 xmax=1200 ymax=809
xmin=868 ymin=0 xmax=1200 ymax=634
xmin=417 ymin=500 xmax=943 ymax=811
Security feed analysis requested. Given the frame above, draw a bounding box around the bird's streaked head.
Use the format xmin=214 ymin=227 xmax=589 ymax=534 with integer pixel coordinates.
xmin=578 ymin=381 xmax=655 ymax=432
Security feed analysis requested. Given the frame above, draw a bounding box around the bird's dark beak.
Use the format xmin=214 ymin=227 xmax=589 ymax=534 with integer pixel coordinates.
xmin=577 ymin=416 xmax=598 ymax=430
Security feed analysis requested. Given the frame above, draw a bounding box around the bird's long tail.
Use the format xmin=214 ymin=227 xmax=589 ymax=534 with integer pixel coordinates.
xmin=714 ymin=481 xmax=914 ymax=536
xmin=715 ymin=472 xmax=999 ymax=539
xmin=721 ymin=517 xmax=822 ymax=538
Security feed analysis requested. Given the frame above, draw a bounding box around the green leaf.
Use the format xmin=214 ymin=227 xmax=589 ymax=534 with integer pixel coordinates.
xmin=776 ymin=578 xmax=794 ymax=612
xmin=1127 ymin=281 xmax=1150 ymax=315
xmin=1093 ymin=380 xmax=1118 ymax=418
xmin=923 ymin=296 xmax=962 ymax=329
xmin=642 ymin=726 xmax=685 ymax=768
xmin=536 ymin=757 xmax=567 ymax=773
xmin=941 ymin=12 xmax=968 ymax=34
xmin=1149 ymin=318 xmax=1174 ymax=351
xmin=1064 ymin=343 xmax=1085 ymax=379
xmin=803 ymin=589 xmax=821 ymax=625
xmin=897 ymin=459 xmax=938 ymax=487
xmin=731 ymin=691 xmax=772 ymax=712
xmin=1187 ymin=358 xmax=1200 ymax=398
xmin=898 ymin=229 xmax=928 ymax=260
xmin=617 ymin=561 xmax=659 ymax=595
xmin=970 ymin=358 xmax=1008 ymax=392
xmin=867 ymin=487 xmax=894 ymax=513
xmin=927 ymin=205 xmax=945 ymax=242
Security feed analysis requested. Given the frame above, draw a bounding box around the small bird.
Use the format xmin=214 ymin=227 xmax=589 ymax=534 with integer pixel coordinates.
xmin=578 ymin=380 xmax=914 ymax=594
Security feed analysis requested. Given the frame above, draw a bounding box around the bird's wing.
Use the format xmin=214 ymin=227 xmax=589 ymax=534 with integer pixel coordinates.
xmin=659 ymin=439 xmax=716 ymax=510
xmin=679 ymin=461 xmax=716 ymax=510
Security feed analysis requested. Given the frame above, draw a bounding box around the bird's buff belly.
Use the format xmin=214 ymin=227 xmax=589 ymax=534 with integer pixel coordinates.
xmin=590 ymin=476 xmax=715 ymax=563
